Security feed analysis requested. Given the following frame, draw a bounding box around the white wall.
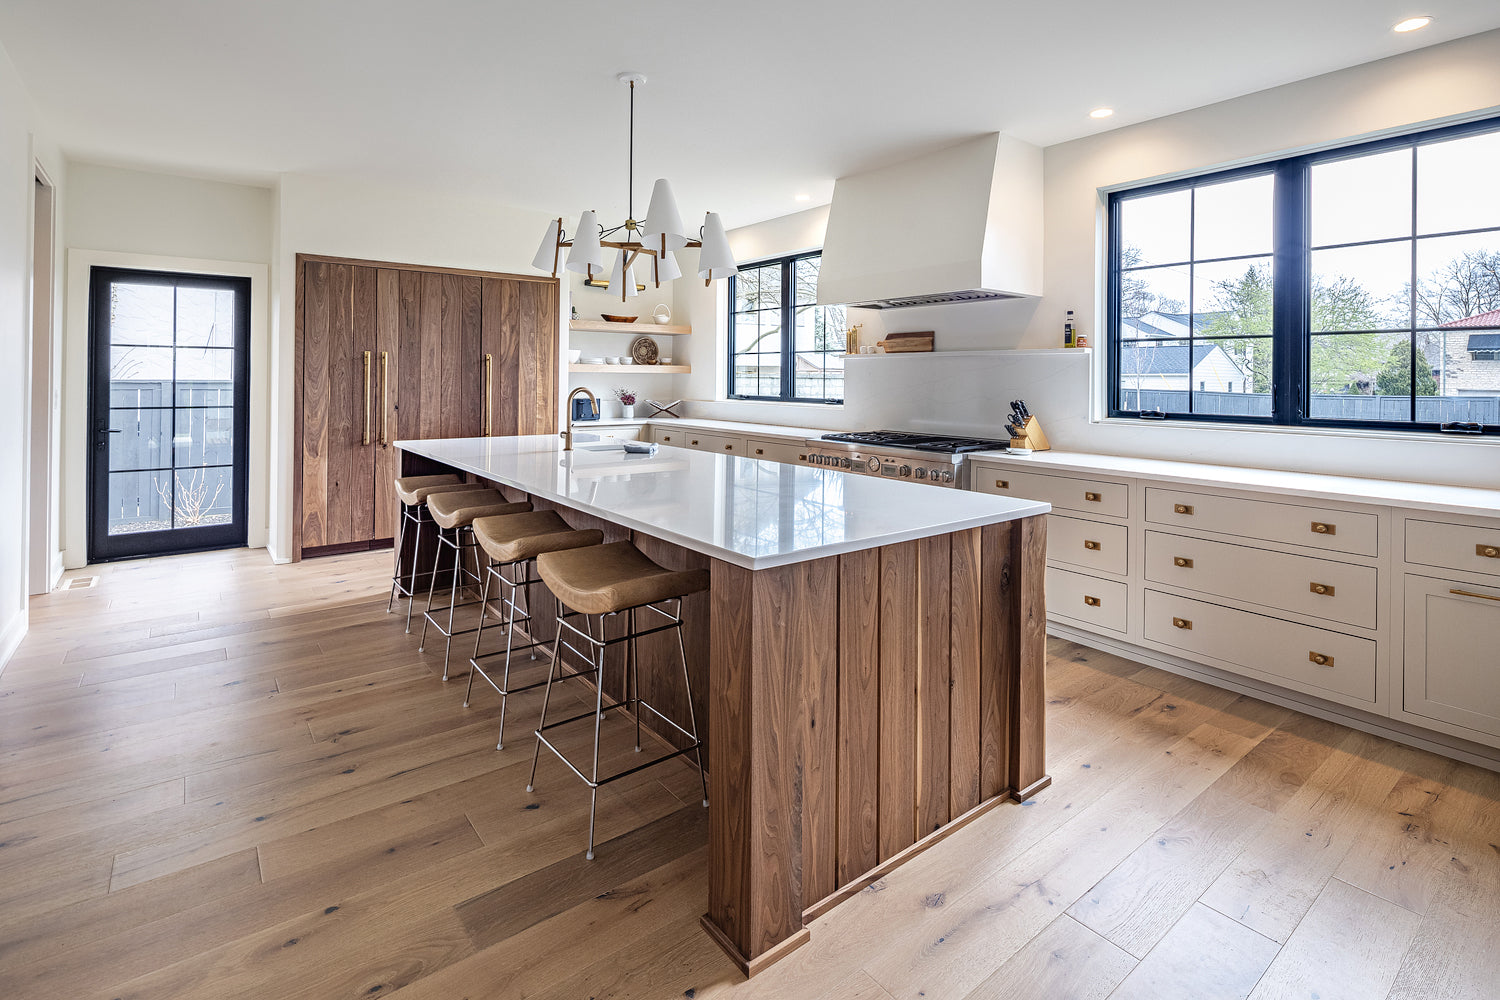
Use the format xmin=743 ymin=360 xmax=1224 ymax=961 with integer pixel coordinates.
xmin=269 ymin=174 xmax=566 ymax=560
xmin=59 ymin=165 xmax=274 ymax=567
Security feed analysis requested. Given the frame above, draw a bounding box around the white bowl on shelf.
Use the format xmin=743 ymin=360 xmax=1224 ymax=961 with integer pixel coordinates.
xmin=580 ymin=356 xmax=605 ymax=365
xmin=660 ymin=356 xmax=674 ymax=365
xmin=604 ymin=357 xmax=619 ymax=365
xmin=568 ymin=349 xmax=582 ymax=363
xmin=619 ymin=357 xmax=634 ymax=365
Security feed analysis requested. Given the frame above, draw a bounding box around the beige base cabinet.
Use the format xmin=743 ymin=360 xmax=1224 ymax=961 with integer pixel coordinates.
xmin=970 ymin=452 xmax=1500 ymax=770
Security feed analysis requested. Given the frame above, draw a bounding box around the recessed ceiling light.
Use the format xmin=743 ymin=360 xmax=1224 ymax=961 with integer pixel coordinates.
xmin=1089 ymin=107 xmax=1115 ymax=119
xmin=794 ymin=193 xmax=811 ymax=202
xmin=1393 ymin=15 xmax=1432 ymax=32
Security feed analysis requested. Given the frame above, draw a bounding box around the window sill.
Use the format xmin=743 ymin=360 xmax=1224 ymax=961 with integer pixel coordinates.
xmin=1101 ymin=415 xmax=1499 ymax=445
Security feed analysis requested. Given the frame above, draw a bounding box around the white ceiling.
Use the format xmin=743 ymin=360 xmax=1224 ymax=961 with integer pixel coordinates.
xmin=4 ymin=1 xmax=1499 ymax=228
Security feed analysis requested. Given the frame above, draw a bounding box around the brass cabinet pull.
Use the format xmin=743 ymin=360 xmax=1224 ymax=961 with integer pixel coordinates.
xmin=1172 ymin=617 xmax=1192 ymax=630
xmin=483 ymin=353 xmax=493 ymax=436
xmin=1085 ymin=491 xmax=1102 ymax=502
xmin=691 ymin=439 xmax=700 ymax=446
xmin=1083 ymin=540 xmax=1101 ymax=551
xmin=1083 ymin=595 xmax=1101 ymax=607
xmin=379 ymin=351 xmax=389 ymax=445
xmin=1451 ymin=588 xmax=1500 ymax=603
xmin=1310 ymin=582 xmax=1334 ymax=596
xmin=1173 ymin=556 xmax=1193 ymax=568
xmin=1311 ymin=521 xmax=1335 ymax=535
xmin=361 ymin=351 xmax=372 ymax=446
xmin=1309 ymin=651 xmax=1334 ymax=667
xmin=1173 ymin=503 xmax=1193 ymax=515
xmin=755 ymin=448 xmax=765 ymax=455
xmin=1478 ymin=544 xmax=1500 ymax=559
xmin=995 ymin=479 xmax=1009 ymax=489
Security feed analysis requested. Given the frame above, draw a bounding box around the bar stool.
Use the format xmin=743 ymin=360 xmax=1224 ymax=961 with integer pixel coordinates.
xmin=419 ymin=490 xmax=532 ymax=679
xmin=389 ymin=475 xmax=478 ymax=632
xmin=527 ymin=541 xmax=709 ymax=859
xmin=465 ymin=510 xmax=605 ymax=747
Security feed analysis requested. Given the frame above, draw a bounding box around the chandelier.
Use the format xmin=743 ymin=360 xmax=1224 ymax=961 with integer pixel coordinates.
xmin=531 ymin=73 xmax=737 ymax=302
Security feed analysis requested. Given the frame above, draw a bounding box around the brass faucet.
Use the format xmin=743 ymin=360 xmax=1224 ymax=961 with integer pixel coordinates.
xmin=562 ymin=387 xmax=599 ymax=451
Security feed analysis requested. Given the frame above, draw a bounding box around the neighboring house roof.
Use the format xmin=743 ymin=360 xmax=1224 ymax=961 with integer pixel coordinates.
xmin=1119 ymin=342 xmax=1237 ymax=376
xmin=1438 ymin=308 xmax=1500 ymax=329
xmin=1121 ymin=311 xmax=1231 ymax=339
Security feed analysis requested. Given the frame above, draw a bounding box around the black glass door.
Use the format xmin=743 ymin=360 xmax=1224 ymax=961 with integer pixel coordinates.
xmin=87 ymin=267 xmax=250 ymax=561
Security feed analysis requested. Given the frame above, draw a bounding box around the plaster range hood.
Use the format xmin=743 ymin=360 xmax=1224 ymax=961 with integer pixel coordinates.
xmin=816 ymin=132 xmax=1043 ymax=309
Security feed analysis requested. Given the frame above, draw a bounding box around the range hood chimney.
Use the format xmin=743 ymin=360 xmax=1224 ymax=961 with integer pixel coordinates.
xmin=816 ymin=133 xmax=1043 ymax=309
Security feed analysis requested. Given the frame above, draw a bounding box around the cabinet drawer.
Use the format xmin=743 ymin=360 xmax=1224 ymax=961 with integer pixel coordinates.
xmin=1403 ymin=575 xmax=1500 ymax=741
xmin=683 ymin=431 xmax=743 ymax=454
xmin=1145 ymin=488 xmax=1378 ymax=557
xmin=746 ymin=437 xmax=809 ymax=465
xmin=651 ymin=426 xmax=683 ymax=447
xmin=1406 ymin=519 xmax=1500 ymax=579
xmin=1144 ymin=590 xmax=1376 ymax=705
xmin=1047 ymin=567 xmax=1128 ymax=633
xmin=1144 ymin=531 xmax=1378 ymax=629
xmin=582 ymin=426 xmax=641 ymax=443
xmin=980 ymin=470 xmax=1128 ymax=518
xmin=1048 ymin=516 xmax=1128 ymax=576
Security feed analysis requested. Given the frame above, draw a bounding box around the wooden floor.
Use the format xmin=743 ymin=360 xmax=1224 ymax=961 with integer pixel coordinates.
xmin=1 ymin=549 xmax=1497 ymax=1000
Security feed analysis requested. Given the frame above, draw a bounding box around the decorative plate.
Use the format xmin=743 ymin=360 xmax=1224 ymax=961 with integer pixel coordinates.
xmin=630 ymin=336 xmax=660 ymax=365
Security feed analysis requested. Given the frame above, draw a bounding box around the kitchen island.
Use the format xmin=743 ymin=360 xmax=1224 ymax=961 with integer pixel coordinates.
xmin=397 ymin=434 xmax=1051 ymax=975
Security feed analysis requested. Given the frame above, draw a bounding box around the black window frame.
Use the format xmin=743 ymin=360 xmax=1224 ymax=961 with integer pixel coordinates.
xmin=727 ymin=250 xmax=845 ymax=404
xmin=1107 ymin=113 xmax=1500 ymax=435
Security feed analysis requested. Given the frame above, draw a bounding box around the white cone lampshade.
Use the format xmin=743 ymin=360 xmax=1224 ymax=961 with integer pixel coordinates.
xmin=531 ymin=219 xmax=562 ymax=274
xmin=697 ymin=212 xmax=738 ymax=279
xmin=564 ymin=210 xmax=604 ymax=275
xmin=641 ymin=178 xmax=689 ymax=251
xmin=609 ymin=249 xmax=639 ymax=298
xmin=651 ymin=246 xmax=682 ymax=284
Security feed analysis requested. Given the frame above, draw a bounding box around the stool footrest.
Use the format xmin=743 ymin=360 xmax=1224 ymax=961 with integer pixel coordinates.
xmin=535 ymin=731 xmax=702 ymax=791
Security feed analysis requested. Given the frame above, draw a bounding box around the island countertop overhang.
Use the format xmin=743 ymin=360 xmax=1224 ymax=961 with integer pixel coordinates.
xmin=396 ymin=435 xmax=1051 ymax=570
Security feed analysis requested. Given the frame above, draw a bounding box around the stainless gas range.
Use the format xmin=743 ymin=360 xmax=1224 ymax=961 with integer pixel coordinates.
xmin=800 ymin=430 xmax=1011 ymax=489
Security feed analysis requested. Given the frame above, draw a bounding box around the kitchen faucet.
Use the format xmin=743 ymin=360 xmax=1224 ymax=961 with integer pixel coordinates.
xmin=562 ymin=387 xmax=599 ymax=451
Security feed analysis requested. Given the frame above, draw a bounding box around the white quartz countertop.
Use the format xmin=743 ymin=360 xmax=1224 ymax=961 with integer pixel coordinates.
xmin=398 ymin=435 xmax=1050 ymax=570
xmin=967 ymin=449 xmax=1500 ymax=517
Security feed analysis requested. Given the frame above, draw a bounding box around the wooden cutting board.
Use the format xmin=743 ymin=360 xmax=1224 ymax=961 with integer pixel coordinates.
xmin=877 ymin=331 xmax=935 ymax=353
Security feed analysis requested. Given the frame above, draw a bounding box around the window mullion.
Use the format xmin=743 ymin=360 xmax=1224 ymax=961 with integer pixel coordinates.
xmin=1273 ymin=158 xmax=1309 ymax=425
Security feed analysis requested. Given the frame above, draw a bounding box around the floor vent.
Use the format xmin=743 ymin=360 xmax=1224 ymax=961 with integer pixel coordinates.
xmin=61 ymin=576 xmax=99 ymax=591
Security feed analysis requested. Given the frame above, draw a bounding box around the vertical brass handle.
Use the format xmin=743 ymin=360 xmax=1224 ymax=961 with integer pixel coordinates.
xmin=483 ymin=353 xmax=493 ymax=436
xmin=379 ymin=351 xmax=389 ymax=446
xmin=361 ymin=351 xmax=372 ymax=446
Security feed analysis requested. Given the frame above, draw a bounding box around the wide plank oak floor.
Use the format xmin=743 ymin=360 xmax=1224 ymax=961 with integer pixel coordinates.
xmin=0 ymin=548 xmax=1496 ymax=999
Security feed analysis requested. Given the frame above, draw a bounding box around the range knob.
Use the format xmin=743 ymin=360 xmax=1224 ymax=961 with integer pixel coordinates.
xmin=866 ymin=456 xmax=881 ymax=473
xmin=915 ymin=468 xmax=927 ymax=480
xmin=840 ymin=457 xmax=851 ymax=468
xmin=899 ymin=465 xmax=911 ymax=477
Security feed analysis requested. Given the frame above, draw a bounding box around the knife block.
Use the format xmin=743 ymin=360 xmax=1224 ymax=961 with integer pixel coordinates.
xmin=1009 ymin=416 xmax=1050 ymax=452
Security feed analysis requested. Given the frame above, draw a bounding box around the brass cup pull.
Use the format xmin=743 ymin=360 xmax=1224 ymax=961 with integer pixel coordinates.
xmin=755 ymin=448 xmax=765 ymax=455
xmin=995 ymin=479 xmax=1010 ymax=489
xmin=1084 ymin=540 xmax=1101 ymax=551
xmin=1310 ymin=582 xmax=1334 ymax=596
xmin=1173 ymin=503 xmax=1193 ymax=515
xmin=724 ymin=444 xmax=733 ymax=451
xmin=1172 ymin=617 xmax=1192 ymax=630
xmin=1085 ymin=491 xmax=1102 ymax=502
xmin=1083 ymin=595 xmax=1101 ymax=607
xmin=1309 ymin=652 xmax=1334 ymax=667
xmin=1478 ymin=544 xmax=1499 ymax=559
xmin=663 ymin=435 xmax=672 ymax=442
xmin=691 ymin=439 xmax=699 ymax=446
xmin=361 ymin=351 xmax=372 ymax=446
xmin=1311 ymin=521 xmax=1335 ymax=535
xmin=1173 ymin=556 xmax=1193 ymax=568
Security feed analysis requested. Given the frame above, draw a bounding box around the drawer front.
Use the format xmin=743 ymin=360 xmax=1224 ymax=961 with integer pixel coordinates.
xmin=1144 ymin=530 xmax=1378 ymax=629
xmin=1145 ymin=488 xmax=1378 ymax=557
xmin=980 ymin=469 xmax=1129 ymax=518
xmin=1406 ymin=519 xmax=1500 ymax=579
xmin=684 ymin=431 xmax=743 ymax=454
xmin=1144 ymin=590 xmax=1376 ymax=705
xmin=588 ymin=427 xmax=641 ymax=442
xmin=1047 ymin=567 xmax=1128 ymax=633
xmin=746 ymin=437 xmax=809 ymax=465
xmin=1403 ymin=575 xmax=1500 ymax=740
xmin=652 ymin=426 xmax=683 ymax=447
xmin=1048 ymin=515 xmax=1128 ymax=576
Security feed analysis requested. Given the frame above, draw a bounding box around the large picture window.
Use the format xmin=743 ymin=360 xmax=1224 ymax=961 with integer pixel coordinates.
xmin=1109 ymin=115 xmax=1500 ymax=433
xmin=728 ymin=252 xmax=847 ymax=403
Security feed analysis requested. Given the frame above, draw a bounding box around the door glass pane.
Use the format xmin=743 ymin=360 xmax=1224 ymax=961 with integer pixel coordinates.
xmin=176 ymin=286 xmax=238 ymax=347
xmin=172 ymin=467 xmax=234 ymax=527
xmin=173 ymin=407 xmax=235 ymax=467
xmin=1311 ymin=149 xmax=1412 ymax=247
xmin=109 ymin=283 xmax=175 ymax=345
xmin=1193 ymin=174 xmax=1274 ymax=261
xmin=109 ymin=407 xmax=172 ymax=471
xmin=175 ymin=347 xmax=234 ymax=405
xmin=107 ymin=469 xmax=173 ymax=534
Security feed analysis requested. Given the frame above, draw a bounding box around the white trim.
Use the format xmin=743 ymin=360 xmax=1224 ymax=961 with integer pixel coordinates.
xmin=0 ymin=609 xmax=28 ymax=676
xmin=63 ymin=250 xmax=271 ymax=569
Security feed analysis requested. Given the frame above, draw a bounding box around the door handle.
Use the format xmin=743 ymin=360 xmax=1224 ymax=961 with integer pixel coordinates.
xmin=483 ymin=353 xmax=493 ymax=436
xmin=96 ymin=426 xmax=123 ymax=447
xmin=379 ymin=351 xmax=390 ymax=446
xmin=361 ymin=351 xmax=373 ymax=446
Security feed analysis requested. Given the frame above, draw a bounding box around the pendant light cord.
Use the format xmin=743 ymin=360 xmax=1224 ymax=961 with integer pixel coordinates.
xmin=627 ymin=80 xmax=635 ymax=224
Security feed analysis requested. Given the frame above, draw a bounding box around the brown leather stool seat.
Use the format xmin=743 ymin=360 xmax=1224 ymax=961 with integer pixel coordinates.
xmin=393 ymin=474 xmax=471 ymax=506
xmin=528 ymin=540 xmax=709 ymax=859
xmin=464 ymin=510 xmax=606 ymax=745
xmin=536 ymin=542 xmax=709 ymax=616
xmin=427 ymin=490 xmax=530 ymax=530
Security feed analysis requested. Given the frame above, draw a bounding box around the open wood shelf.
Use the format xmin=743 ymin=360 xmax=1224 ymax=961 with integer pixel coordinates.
xmin=570 ymin=363 xmax=691 ymax=374
xmin=569 ymin=319 xmax=692 ymax=335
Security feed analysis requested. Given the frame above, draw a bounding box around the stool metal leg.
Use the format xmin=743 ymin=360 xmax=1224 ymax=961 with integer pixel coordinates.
xmin=417 ymin=525 xmax=447 ymax=653
xmin=441 ymin=528 xmax=465 ymax=679
xmin=675 ymin=607 xmax=710 ymax=808
xmin=404 ymin=505 xmax=429 ymax=633
xmin=387 ymin=502 xmax=409 ymax=614
xmin=587 ymin=613 xmax=606 ymax=860
xmin=463 ymin=559 xmax=494 ymax=708
xmin=630 ymin=607 xmax=641 ymax=753
xmin=527 ymin=601 xmax=566 ymax=793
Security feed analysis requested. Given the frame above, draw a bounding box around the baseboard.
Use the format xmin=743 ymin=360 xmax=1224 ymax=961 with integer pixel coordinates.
xmin=49 ymin=551 xmax=64 ymax=590
xmin=0 ymin=608 xmax=29 ymax=677
xmin=1047 ymin=621 xmax=1500 ymax=774
xmin=264 ymin=542 xmax=292 ymax=565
